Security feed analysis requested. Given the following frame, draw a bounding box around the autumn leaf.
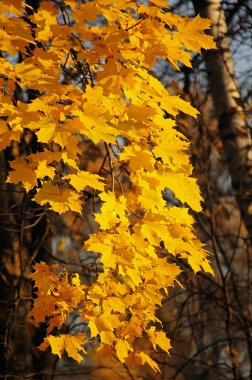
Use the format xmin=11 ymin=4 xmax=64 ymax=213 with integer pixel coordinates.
xmin=39 ymin=334 xmax=87 ymax=363
xmin=115 ymin=339 xmax=132 ymax=363
xmin=64 ymin=171 xmax=105 ymax=192
xmin=147 ymin=327 xmax=171 ymax=352
xmin=34 ymin=182 xmax=83 ymax=214
xmin=174 ymin=14 xmax=217 ymax=53
xmin=95 ymin=192 xmax=128 ymax=230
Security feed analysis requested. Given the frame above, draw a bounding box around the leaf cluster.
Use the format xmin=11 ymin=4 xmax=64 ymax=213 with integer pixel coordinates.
xmin=0 ymin=0 xmax=215 ymax=371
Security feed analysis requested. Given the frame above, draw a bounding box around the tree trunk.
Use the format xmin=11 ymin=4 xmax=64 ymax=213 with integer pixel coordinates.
xmin=0 ymin=148 xmax=53 ymax=378
xmin=0 ymin=1 xmax=57 ymax=377
xmin=192 ymin=0 xmax=252 ymax=236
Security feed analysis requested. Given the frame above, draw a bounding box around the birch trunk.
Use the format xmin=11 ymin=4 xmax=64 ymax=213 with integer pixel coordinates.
xmin=192 ymin=0 xmax=252 ymax=236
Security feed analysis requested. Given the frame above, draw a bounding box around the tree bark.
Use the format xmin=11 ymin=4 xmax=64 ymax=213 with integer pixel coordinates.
xmin=192 ymin=0 xmax=252 ymax=236
xmin=0 ymin=148 xmax=53 ymax=378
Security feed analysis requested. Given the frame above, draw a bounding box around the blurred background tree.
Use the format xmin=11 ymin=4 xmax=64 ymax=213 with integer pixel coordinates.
xmin=149 ymin=1 xmax=252 ymax=379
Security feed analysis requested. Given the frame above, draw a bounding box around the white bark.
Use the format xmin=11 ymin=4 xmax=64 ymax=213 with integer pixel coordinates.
xmin=193 ymin=0 xmax=252 ymax=235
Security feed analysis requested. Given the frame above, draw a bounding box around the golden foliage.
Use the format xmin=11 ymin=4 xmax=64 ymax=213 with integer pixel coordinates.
xmin=0 ymin=0 xmax=215 ymax=371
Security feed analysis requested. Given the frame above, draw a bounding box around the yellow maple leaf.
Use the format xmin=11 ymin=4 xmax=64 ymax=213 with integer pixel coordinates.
xmin=0 ymin=126 xmax=21 ymax=150
xmin=115 ymin=339 xmax=132 ymax=363
xmin=95 ymin=192 xmax=128 ymax=230
xmin=88 ymin=311 xmax=120 ymax=338
xmin=120 ymin=145 xmax=155 ymax=172
xmin=100 ymin=331 xmax=115 ymax=345
xmin=147 ymin=327 xmax=171 ymax=352
xmin=64 ymin=171 xmax=105 ymax=192
xmin=36 ymin=160 xmax=55 ymax=180
xmin=7 ymin=158 xmax=37 ymax=192
xmin=39 ymin=334 xmax=87 ymax=363
xmin=34 ymin=182 xmax=82 ymax=214
xmin=173 ymin=14 xmax=217 ymax=53
xmin=28 ymin=262 xmax=59 ymax=295
xmin=85 ymin=234 xmax=116 ymax=269
xmin=137 ymin=351 xmax=161 ymax=372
